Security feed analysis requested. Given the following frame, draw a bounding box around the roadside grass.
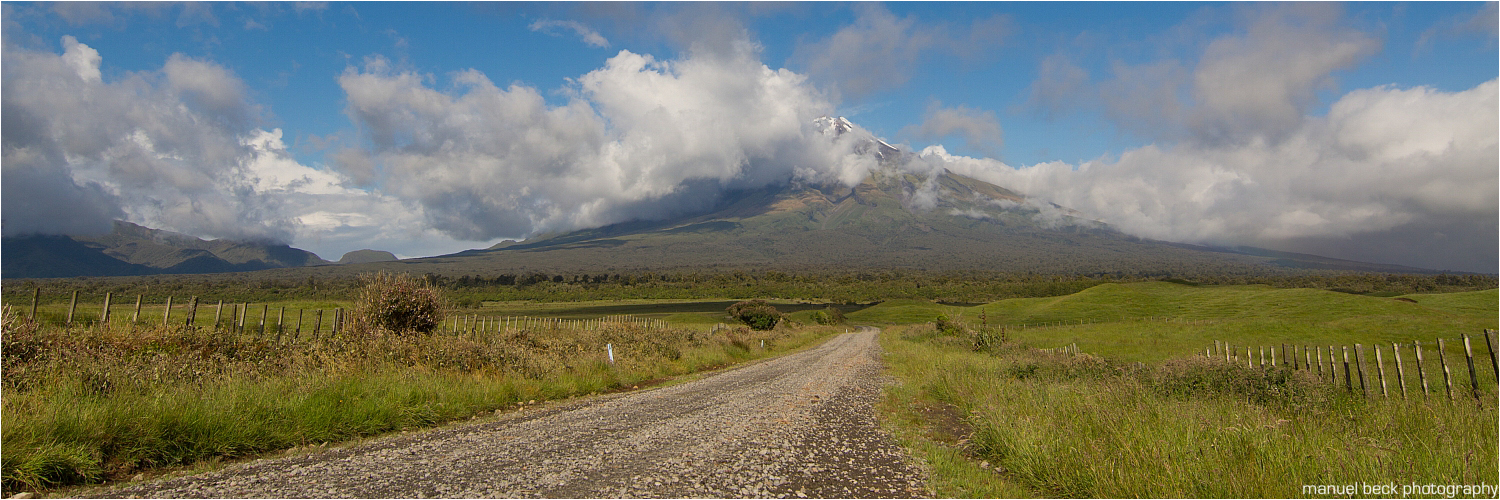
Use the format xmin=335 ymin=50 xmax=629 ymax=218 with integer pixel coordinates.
xmin=880 ymin=325 xmax=1499 ymax=498
xmin=858 ymin=283 xmax=1497 ymax=391
xmin=0 ymin=307 xmax=839 ymax=495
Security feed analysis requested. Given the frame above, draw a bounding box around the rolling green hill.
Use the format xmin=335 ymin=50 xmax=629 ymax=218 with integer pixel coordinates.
xmin=849 ymin=281 xmax=1499 ymax=364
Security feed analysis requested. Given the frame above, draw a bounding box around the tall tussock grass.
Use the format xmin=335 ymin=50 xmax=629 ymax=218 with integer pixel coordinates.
xmin=883 ymin=323 xmax=1498 ymax=498
xmin=1 ymin=277 xmax=825 ymax=495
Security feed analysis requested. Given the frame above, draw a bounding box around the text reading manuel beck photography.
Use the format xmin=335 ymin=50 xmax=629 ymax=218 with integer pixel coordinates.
xmin=1304 ymin=481 xmax=1498 ymax=498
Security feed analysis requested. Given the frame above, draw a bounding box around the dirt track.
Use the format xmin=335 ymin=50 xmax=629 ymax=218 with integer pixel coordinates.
xmin=91 ymin=329 xmax=929 ymax=498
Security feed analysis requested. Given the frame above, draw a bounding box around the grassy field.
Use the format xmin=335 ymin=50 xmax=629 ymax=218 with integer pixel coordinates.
xmin=0 ymin=303 xmax=840 ymax=495
xmin=854 ymin=283 xmax=1498 ymax=390
xmin=876 ymin=283 xmax=1499 ymax=498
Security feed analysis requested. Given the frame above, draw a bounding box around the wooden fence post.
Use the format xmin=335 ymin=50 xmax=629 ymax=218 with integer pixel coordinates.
xmin=1304 ymin=346 xmax=1311 ymax=372
xmin=253 ymin=303 xmax=265 ymax=334
xmin=1393 ymin=342 xmax=1408 ymax=399
xmin=1437 ymin=337 xmax=1453 ymax=401
xmin=1463 ymin=333 xmax=1480 ymax=402
xmin=1375 ymin=344 xmax=1388 ymax=398
xmin=1355 ymin=344 xmax=1368 ymax=397
xmin=1342 ymin=346 xmax=1353 ymax=393
xmin=1259 ymin=346 xmax=1265 ymax=368
xmin=162 ymin=296 xmax=172 ymax=326
xmin=101 ymin=292 xmax=112 ymax=325
xmin=30 ymin=288 xmax=39 ymax=322
xmin=277 ymin=307 xmax=286 ymax=335
xmin=296 ymin=309 xmax=304 ymax=335
xmin=66 ymin=290 xmax=78 ymax=326
xmin=1328 ymin=345 xmax=1337 ymax=383
xmin=186 ymin=296 xmax=198 ymax=327
xmin=133 ymin=295 xmax=143 ymax=323
xmin=1486 ymin=330 xmax=1498 ymax=383
xmin=313 ymin=310 xmax=323 ymax=339
xmin=1317 ymin=346 xmax=1324 ymax=378
xmin=214 ymin=300 xmax=224 ymax=330
xmin=1415 ymin=340 xmax=1430 ymax=398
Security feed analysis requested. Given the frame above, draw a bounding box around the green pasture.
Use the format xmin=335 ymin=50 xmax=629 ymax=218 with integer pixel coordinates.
xmin=880 ymin=326 xmax=1498 ymax=498
xmin=851 ymin=282 xmax=1498 ymax=360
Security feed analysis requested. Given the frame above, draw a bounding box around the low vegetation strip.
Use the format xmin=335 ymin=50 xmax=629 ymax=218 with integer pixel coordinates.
xmin=881 ymin=325 xmax=1499 ymax=497
xmin=0 ymin=297 xmax=837 ymax=495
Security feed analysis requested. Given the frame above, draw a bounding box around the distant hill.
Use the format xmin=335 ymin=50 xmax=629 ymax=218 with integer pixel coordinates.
xmin=338 ymin=249 xmax=399 ymax=264
xmin=2 ymin=221 xmax=329 ymax=279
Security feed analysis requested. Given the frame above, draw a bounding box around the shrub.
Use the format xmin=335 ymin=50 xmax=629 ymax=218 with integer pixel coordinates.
xmin=354 ymin=272 xmax=445 ymax=335
xmin=727 ymin=300 xmax=783 ymax=331
xmin=813 ymin=306 xmax=846 ymax=325
xmin=934 ymin=314 xmax=968 ymax=336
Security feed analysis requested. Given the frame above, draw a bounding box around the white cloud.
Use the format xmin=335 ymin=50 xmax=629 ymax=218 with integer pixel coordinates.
xmin=529 ymin=18 xmax=610 ymax=48
xmin=1188 ymin=3 xmax=1380 ymax=144
xmin=900 ymin=102 xmax=1003 ymax=156
xmin=335 ymin=40 xmax=860 ymax=242
xmin=59 ymin=35 xmax=100 ymax=83
xmin=242 ymin=128 xmax=349 ymax=196
xmin=792 ymin=4 xmax=1010 ymax=97
xmin=1023 ymin=53 xmax=1090 ymax=117
xmin=1 ymin=36 xmax=397 ymax=251
xmin=918 ymin=79 xmax=1499 ymax=272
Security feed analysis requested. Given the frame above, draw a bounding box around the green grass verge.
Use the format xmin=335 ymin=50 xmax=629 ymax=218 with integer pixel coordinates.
xmin=880 ymin=325 xmax=1499 ymax=498
xmin=1 ymin=316 xmax=839 ymax=495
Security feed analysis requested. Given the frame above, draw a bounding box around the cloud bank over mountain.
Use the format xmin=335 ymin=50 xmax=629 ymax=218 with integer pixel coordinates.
xmin=332 ymin=41 xmax=880 ymax=241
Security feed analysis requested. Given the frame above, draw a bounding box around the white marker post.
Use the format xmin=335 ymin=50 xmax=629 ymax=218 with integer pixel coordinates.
xmin=607 ymin=343 xmax=615 ymax=364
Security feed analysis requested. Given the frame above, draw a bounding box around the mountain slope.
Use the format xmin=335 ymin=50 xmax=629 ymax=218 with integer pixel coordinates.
xmin=399 ymin=115 xmax=1432 ymax=276
xmin=1 ymin=235 xmax=160 ymax=279
xmin=416 ymin=165 xmax=1427 ymax=276
xmin=2 ymin=221 xmax=330 ymax=279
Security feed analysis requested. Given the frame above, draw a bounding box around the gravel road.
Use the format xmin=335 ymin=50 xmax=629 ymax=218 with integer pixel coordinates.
xmin=91 ymin=328 xmax=929 ymax=498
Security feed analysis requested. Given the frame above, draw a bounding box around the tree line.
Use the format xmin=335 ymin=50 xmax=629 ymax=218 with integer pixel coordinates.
xmin=5 ymin=271 xmax=1495 ymax=307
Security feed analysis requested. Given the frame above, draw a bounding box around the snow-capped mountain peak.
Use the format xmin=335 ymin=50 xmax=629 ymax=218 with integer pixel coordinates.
xmin=814 ymin=115 xmax=900 ymax=161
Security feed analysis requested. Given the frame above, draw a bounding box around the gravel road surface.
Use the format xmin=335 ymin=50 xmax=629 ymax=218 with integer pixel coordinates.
xmin=91 ymin=328 xmax=929 ymax=498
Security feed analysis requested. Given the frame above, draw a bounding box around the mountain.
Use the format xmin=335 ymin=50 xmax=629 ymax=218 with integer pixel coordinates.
xmin=392 ymin=117 xmax=1430 ymax=276
xmin=338 ymin=249 xmax=399 ymax=264
xmin=2 ymin=221 xmax=330 ymax=279
xmin=4 ymin=117 xmax=1433 ymax=280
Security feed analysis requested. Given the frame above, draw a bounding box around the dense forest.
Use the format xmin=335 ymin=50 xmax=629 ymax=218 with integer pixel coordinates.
xmin=4 ymin=270 xmax=1494 ymax=308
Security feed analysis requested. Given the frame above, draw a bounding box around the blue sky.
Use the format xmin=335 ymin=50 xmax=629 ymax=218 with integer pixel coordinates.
xmin=3 ymin=2 xmax=1497 ymax=272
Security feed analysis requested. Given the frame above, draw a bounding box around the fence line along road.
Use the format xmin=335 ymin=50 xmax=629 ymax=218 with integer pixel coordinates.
xmin=1205 ymin=330 xmax=1498 ymax=403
